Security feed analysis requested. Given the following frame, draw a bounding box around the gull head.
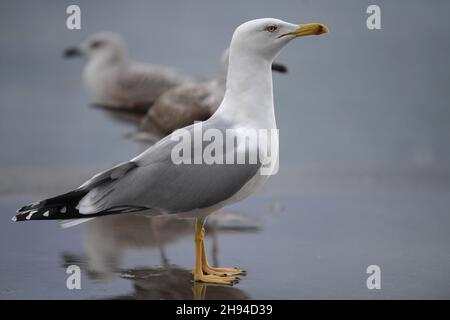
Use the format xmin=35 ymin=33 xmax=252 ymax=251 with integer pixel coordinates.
xmin=64 ymin=32 xmax=127 ymax=63
xmin=230 ymin=18 xmax=329 ymax=62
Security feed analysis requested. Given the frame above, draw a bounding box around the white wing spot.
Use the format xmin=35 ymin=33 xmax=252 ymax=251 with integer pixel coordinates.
xmin=26 ymin=210 xmax=37 ymax=220
xmin=43 ymin=211 xmax=50 ymax=217
xmin=60 ymin=206 xmax=67 ymax=213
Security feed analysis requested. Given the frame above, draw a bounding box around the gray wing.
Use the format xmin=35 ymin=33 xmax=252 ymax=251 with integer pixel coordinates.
xmin=113 ymin=63 xmax=189 ymax=108
xmin=78 ymin=117 xmax=261 ymax=215
xmin=145 ymin=80 xmax=218 ymax=133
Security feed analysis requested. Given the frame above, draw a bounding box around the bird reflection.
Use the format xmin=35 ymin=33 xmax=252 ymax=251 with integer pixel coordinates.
xmin=116 ymin=267 xmax=249 ymax=300
xmin=62 ymin=212 xmax=259 ymax=299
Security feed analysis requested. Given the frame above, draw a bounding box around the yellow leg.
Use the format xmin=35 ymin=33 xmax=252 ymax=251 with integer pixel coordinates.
xmin=201 ymin=226 xmax=246 ymax=276
xmin=193 ymin=219 xmax=239 ymax=285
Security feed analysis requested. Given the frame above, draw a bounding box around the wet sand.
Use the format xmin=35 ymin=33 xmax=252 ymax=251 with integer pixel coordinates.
xmin=1 ymin=168 xmax=449 ymax=299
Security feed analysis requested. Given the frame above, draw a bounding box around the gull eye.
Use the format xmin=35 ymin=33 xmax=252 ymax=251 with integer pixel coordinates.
xmin=265 ymin=25 xmax=278 ymax=33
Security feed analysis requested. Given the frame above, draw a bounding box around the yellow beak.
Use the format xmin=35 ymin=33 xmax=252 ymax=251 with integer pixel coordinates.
xmin=280 ymin=23 xmax=329 ymax=38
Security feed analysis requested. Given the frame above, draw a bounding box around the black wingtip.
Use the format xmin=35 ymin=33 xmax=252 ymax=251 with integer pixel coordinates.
xmin=16 ymin=201 xmax=42 ymax=213
xmin=13 ymin=209 xmax=38 ymax=222
xmin=12 ymin=211 xmax=33 ymax=222
xmin=17 ymin=206 xmax=28 ymax=213
xmin=16 ymin=206 xmax=28 ymax=213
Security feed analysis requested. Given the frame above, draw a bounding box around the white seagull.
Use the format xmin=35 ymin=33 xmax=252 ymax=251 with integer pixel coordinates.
xmin=16 ymin=18 xmax=328 ymax=285
xmin=64 ymin=32 xmax=190 ymax=113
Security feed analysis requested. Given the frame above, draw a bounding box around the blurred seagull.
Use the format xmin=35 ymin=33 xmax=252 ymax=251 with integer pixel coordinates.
xmin=16 ymin=19 xmax=328 ymax=285
xmin=64 ymin=32 xmax=190 ymax=113
xmin=141 ymin=49 xmax=288 ymax=134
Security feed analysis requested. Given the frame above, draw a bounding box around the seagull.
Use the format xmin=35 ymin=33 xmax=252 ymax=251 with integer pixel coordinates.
xmin=64 ymin=32 xmax=191 ymax=113
xmin=15 ymin=18 xmax=328 ymax=285
xmin=141 ymin=49 xmax=288 ymax=134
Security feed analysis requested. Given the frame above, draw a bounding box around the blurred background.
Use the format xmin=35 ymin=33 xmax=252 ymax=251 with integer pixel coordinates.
xmin=0 ymin=0 xmax=449 ymax=299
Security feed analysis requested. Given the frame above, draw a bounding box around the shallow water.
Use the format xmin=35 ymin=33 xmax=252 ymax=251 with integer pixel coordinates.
xmin=1 ymin=173 xmax=450 ymax=299
xmin=1 ymin=0 xmax=450 ymax=299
